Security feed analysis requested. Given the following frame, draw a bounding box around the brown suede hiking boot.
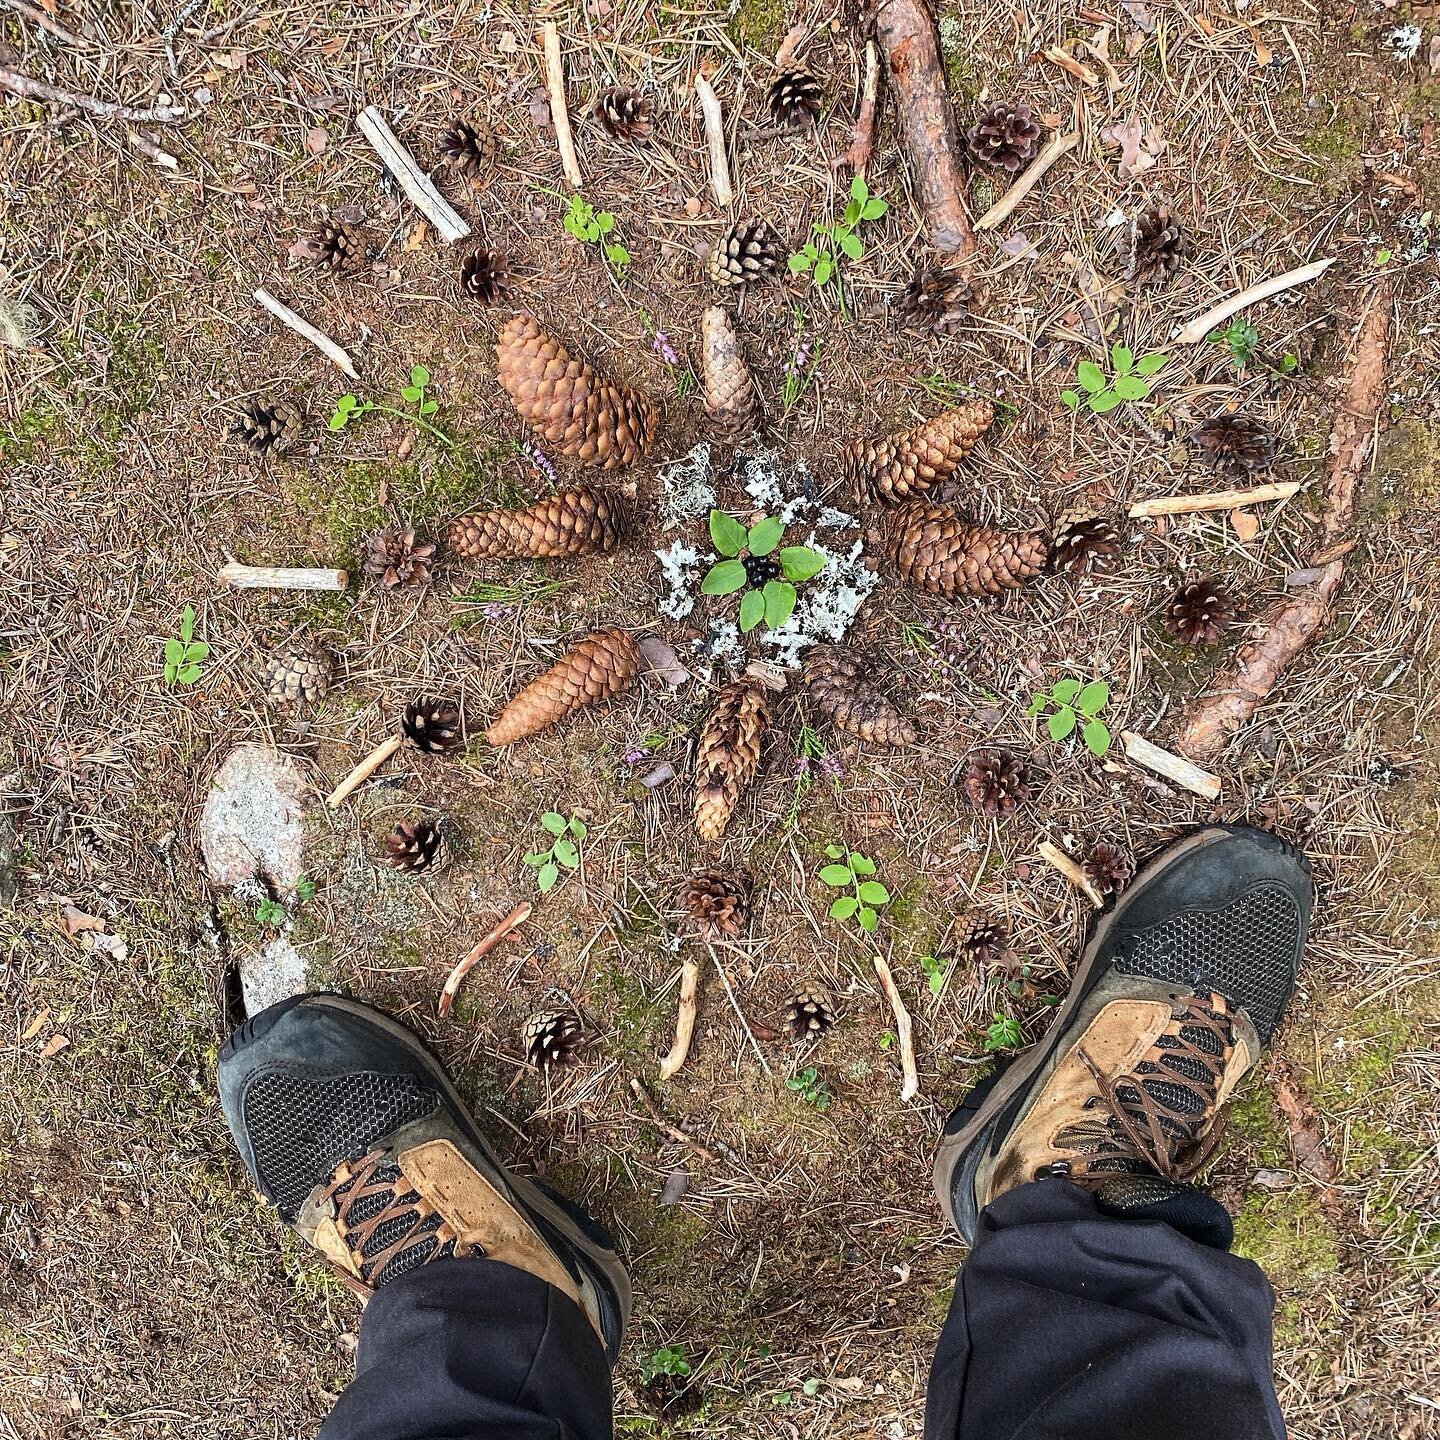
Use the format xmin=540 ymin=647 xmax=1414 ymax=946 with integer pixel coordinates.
xmin=935 ymin=825 xmax=1312 ymax=1241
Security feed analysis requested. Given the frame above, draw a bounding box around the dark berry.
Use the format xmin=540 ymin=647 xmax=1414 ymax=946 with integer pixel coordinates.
xmin=742 ymin=553 xmax=782 ymax=586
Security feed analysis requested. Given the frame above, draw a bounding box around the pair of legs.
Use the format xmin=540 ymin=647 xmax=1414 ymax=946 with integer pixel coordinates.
xmin=220 ymin=825 xmax=1309 ymax=1439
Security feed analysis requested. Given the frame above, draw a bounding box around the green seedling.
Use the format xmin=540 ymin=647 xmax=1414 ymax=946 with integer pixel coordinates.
xmin=984 ymin=1013 xmax=1023 ymax=1051
xmin=819 ymin=845 xmax=891 ymax=935
xmin=522 ymin=811 xmax=587 ymax=894
xmin=1061 ymin=343 xmax=1169 ymax=415
xmin=920 ymin=953 xmax=948 ymax=997
xmin=639 ymin=1347 xmax=692 ymax=1385
xmin=562 ymin=194 xmax=631 ymax=276
xmin=1027 ymin=678 xmax=1112 ymax=756
xmin=255 ymin=897 xmax=288 ymax=926
xmin=789 ymin=174 xmax=888 ymax=307
xmin=1206 ymin=319 xmax=1298 ymax=376
xmin=295 ymin=877 xmax=318 ymax=903
xmin=330 ymin=365 xmax=454 ymax=447
xmin=701 ymin=510 xmax=826 ymax=633
xmin=787 ymin=1065 xmax=832 ymax=1111
xmin=163 ymin=604 xmax=209 ymax=686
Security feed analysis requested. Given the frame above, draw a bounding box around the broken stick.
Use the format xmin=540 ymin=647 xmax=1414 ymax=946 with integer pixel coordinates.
xmin=1173 ymin=259 xmax=1334 ymax=346
xmin=1036 ymin=840 xmax=1105 ymax=907
xmin=1128 ymin=481 xmax=1301 ymax=519
xmin=694 ymin=73 xmax=733 ymax=207
xmin=975 ymin=131 xmax=1079 ymax=231
xmin=658 ymin=958 xmax=701 ymax=1080
xmin=326 ymin=734 xmax=404 ymax=808
xmin=0 ymin=66 xmax=183 ymax=121
xmin=833 ymin=39 xmax=881 ymax=176
xmin=218 ymin=562 xmax=348 ymax=591
xmin=438 ymin=903 xmax=533 ymax=1017
xmin=541 ymin=21 xmax=583 ymax=190
xmin=1121 ymin=731 xmax=1222 ymax=800
xmin=630 ymin=1077 xmax=724 ymax=1165
xmin=873 ymin=955 xmax=919 ymax=1102
xmin=357 ymin=107 xmax=471 ymax=245
xmin=253 ymin=289 xmax=358 ymax=379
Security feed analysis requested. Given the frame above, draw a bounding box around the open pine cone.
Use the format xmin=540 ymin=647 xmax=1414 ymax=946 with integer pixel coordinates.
xmin=402 ymin=696 xmax=463 ymax=753
xmin=887 ymin=501 xmax=1048 ymax=598
xmin=449 ymin=486 xmax=625 ymax=560
xmin=959 ymin=914 xmax=1007 ymax=967
xmin=231 ymin=399 xmax=302 ymax=456
xmin=1050 ymin=513 xmax=1123 ymax=576
xmin=592 ymin=86 xmax=654 ymax=140
xmin=1124 ymin=205 xmax=1191 ymax=290
xmin=766 ymin=67 xmax=822 ymax=129
xmin=305 ymin=219 xmax=369 ymax=275
xmin=961 ymin=748 xmax=1034 ymax=818
xmin=1083 ymin=841 xmax=1134 ymax=897
xmin=803 ymin=645 xmax=917 ymax=747
xmin=900 ymin=266 xmax=973 ymax=336
xmin=784 ymin=986 xmax=835 ymax=1042
xmin=459 ymin=248 xmax=511 ymax=305
xmin=383 ymin=819 xmax=445 ymax=874
xmin=674 ymin=867 xmax=752 ymax=945
xmin=523 ymin=1011 xmax=584 ymax=1070
xmin=1164 ymin=579 xmax=1233 ymax=646
xmin=485 ymin=629 xmax=643 ymax=747
xmin=261 ymin=648 xmax=332 ymax=706
xmin=966 ymin=102 xmax=1042 ymax=172
xmin=694 ymin=679 xmax=770 ymax=841
xmin=844 ymin=401 xmax=995 ymax=506
xmin=363 ymin=527 xmax=436 ymax=590
xmin=707 ymin=220 xmax=783 ymax=288
xmin=1189 ymin=416 xmax=1275 ymax=478
xmin=437 ymin=117 xmax=494 ymax=176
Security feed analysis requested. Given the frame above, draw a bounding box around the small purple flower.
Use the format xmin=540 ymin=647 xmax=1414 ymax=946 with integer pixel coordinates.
xmin=482 ymin=601 xmax=517 ymax=620
xmin=792 ymin=755 xmax=811 ymax=777
xmin=652 ymin=331 xmax=679 ymax=366
xmin=623 ymin=745 xmax=647 ymax=766
xmin=820 ymin=751 xmax=844 ymax=780
xmin=523 ymin=443 xmax=558 ymax=486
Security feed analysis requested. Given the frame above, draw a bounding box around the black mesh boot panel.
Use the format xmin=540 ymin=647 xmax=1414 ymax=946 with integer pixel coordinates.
xmin=1094 ymin=1174 xmax=1235 ymax=1250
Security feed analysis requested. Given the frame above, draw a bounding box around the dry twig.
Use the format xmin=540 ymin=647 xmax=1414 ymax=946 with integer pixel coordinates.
xmin=1129 ymin=481 xmax=1301 ymax=519
xmin=975 ymin=131 xmax=1079 ymax=231
xmin=833 ymin=40 xmax=881 ymax=176
xmin=326 ymin=735 xmax=404 ymax=808
xmin=0 ymin=67 xmax=184 ymax=121
xmin=218 ymin=563 xmax=348 ymax=591
xmin=1036 ymin=840 xmax=1105 ymax=906
xmin=253 ymin=289 xmax=358 ymax=378
xmin=357 ymin=107 xmax=471 ymax=245
xmin=0 ymin=0 xmax=89 ymax=47
xmin=438 ymin=904 xmax=533 ymax=1017
xmin=541 ymin=21 xmax=583 ymax=190
xmin=1121 ymin=731 xmax=1222 ymax=799
xmin=694 ymin=73 xmax=733 ymax=206
xmin=658 ymin=958 xmax=701 ymax=1079
xmin=629 ymin=1077 xmax=723 ymax=1165
xmin=873 ymin=955 xmax=919 ymax=1101
xmin=1173 ymin=259 xmax=1334 ymax=345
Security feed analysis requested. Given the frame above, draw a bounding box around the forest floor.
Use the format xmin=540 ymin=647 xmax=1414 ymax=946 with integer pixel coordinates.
xmin=2 ymin=2 xmax=1438 ymax=1437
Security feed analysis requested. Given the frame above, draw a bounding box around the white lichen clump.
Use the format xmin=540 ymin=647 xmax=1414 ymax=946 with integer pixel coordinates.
xmin=739 ymin=450 xmax=855 ymax=530
xmin=654 ymin=541 xmax=708 ymax=620
xmin=657 ymin=442 xmax=716 ymax=529
xmin=1384 ymin=25 xmax=1422 ymax=62
xmin=761 ymin=537 xmax=879 ymax=668
xmin=0 ymin=294 xmax=38 ymax=350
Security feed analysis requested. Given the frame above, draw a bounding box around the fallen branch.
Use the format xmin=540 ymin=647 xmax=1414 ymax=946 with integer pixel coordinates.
xmin=356 ymin=107 xmax=471 ymax=245
xmin=541 ymin=21 xmax=583 ymax=190
xmin=326 ymin=734 xmax=404 ymax=808
xmin=0 ymin=0 xmax=90 ymax=47
xmin=694 ymin=73 xmax=733 ymax=206
xmin=0 ymin=66 xmax=184 ymax=121
xmin=253 ymin=288 xmax=358 ymax=379
xmin=127 ymin=129 xmax=180 ymax=171
xmin=630 ymin=1077 xmax=727 ymax=1165
xmin=975 ymin=130 xmax=1079 ymax=232
xmin=1040 ymin=45 xmax=1100 ymax=86
xmin=1036 ymin=840 xmax=1104 ymax=907
xmin=1121 ymin=731 xmax=1223 ymax=799
xmin=1173 ymin=284 xmax=1392 ymax=759
xmin=832 ymin=39 xmax=881 ymax=176
xmin=1173 ymin=258 xmax=1334 ymax=345
xmin=873 ymin=955 xmax=919 ymax=1101
xmin=218 ymin=562 xmax=349 ymax=591
xmin=438 ymin=903 xmax=532 ymax=1017
xmin=1128 ymin=480 xmax=1301 ymax=519
xmin=658 ymin=958 xmax=701 ymax=1080
xmin=711 ymin=948 xmax=772 ymax=1077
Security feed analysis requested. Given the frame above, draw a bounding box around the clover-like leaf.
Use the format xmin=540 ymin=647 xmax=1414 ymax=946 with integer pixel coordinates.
xmin=1112 ymin=375 xmax=1150 ymax=402
xmin=1111 ymin=344 xmax=1134 ymax=375
xmin=1048 ymin=708 xmax=1077 ymax=742
xmin=178 ymin=663 xmax=202 ymax=684
xmin=165 ymin=638 xmax=185 ymax=666
xmin=411 ymin=365 xmax=431 ymax=387
xmin=1089 ymin=390 xmax=1123 ymax=413
xmin=747 ymin=516 xmax=784 ymax=556
xmin=553 ymin=839 xmax=579 ymax=869
xmin=164 ymin=662 xmax=178 ymax=685
xmin=859 ymin=906 xmax=879 ymax=933
xmin=569 ymin=816 xmax=588 ymax=839
xmin=838 ymin=230 xmax=864 ymax=261
xmin=849 ymin=853 xmax=876 ymax=876
xmin=1082 ymin=719 xmax=1113 ymax=756
xmin=401 ymin=386 xmax=422 ymax=404
xmin=861 ymin=197 xmax=888 ymax=220
xmin=539 ymin=811 xmax=567 ymax=835
xmin=1051 ymin=678 xmax=1081 ymax=705
xmin=709 ymin=510 xmax=748 ymax=557
xmin=825 ymin=844 xmax=845 ymax=859
xmin=779 ymin=546 xmax=826 ymax=582
xmin=1076 ymin=360 xmax=1106 ymax=394
xmin=1061 ymin=390 xmax=1081 ymax=411
xmin=739 ymin=588 xmax=766 ymax=632
xmin=538 ymin=862 xmax=560 ymax=893
xmin=829 ymin=895 xmax=858 ymax=921
xmin=522 ymin=851 xmax=548 ymax=866
xmin=857 ymin=881 xmax=890 ymax=905
xmin=762 ymin=580 xmax=796 ymax=629
xmin=1136 ymin=353 xmax=1169 ymax=376
xmin=819 ymin=863 xmax=854 ymax=887
xmin=1076 ymin=680 xmax=1110 ymax=717
xmin=789 ymin=252 xmax=813 ymax=273
xmin=851 ymin=173 xmax=868 ymax=203
xmin=701 ymin=559 xmax=747 ymax=596
xmin=814 ymin=254 xmax=835 ymax=285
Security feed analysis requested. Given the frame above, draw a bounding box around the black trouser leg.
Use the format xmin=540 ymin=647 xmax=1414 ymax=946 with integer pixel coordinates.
xmin=924 ymin=1177 xmax=1285 ymax=1440
xmin=319 ymin=1259 xmax=612 ymax=1440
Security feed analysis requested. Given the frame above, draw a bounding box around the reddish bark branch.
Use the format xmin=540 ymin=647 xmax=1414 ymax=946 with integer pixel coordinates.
xmin=833 ymin=39 xmax=881 ymax=176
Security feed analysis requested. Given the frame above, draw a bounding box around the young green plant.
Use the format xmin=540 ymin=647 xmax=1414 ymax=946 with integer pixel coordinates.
xmin=330 ymin=365 xmax=454 ymax=447
xmin=984 ymin=1013 xmax=1023 ymax=1052
xmin=819 ymin=845 xmax=891 ymax=935
xmin=522 ymin=811 xmax=587 ymax=894
xmin=786 ymin=1065 xmax=832 ymax=1111
xmin=1027 ymin=678 xmax=1112 ymax=756
xmin=562 ymin=194 xmax=630 ymax=277
xmin=1205 ymin=319 xmax=1298 ymax=376
xmin=1061 ymin=343 xmax=1168 ymax=415
xmin=163 ymin=604 xmax=209 ymax=686
xmin=639 ymin=1348 xmax=692 ymax=1385
xmin=700 ymin=510 xmax=826 ymax=633
xmin=788 ymin=174 xmax=888 ymax=309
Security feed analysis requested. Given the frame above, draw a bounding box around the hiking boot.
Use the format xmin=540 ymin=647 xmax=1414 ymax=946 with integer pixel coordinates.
xmin=218 ymin=993 xmax=630 ymax=1358
xmin=935 ymin=824 xmax=1312 ymax=1243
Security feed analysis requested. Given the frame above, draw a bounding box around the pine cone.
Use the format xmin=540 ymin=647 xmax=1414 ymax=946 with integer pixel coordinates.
xmin=1189 ymin=416 xmax=1275 ymax=478
xmin=305 ymin=219 xmax=369 ymax=275
xmin=592 ymin=86 xmax=654 ymax=140
xmin=1124 ymin=205 xmax=1191 ymax=290
xmin=959 ymin=914 xmax=1007 ymax=967
xmin=961 ymin=748 xmax=1033 ymax=818
xmin=261 ymin=648 xmax=333 ymax=706
xmin=496 ymin=314 xmax=658 ymax=469
xmin=707 ymin=220 xmax=783 ymax=288
xmin=900 ymin=266 xmax=973 ymax=336
xmin=887 ymin=502 xmax=1048 ymax=598
xmin=485 ymin=628 xmax=643 ymax=747
xmin=766 ymin=67 xmax=822 ymax=129
xmin=523 ymin=1011 xmax=584 ymax=1070
xmin=363 ymin=527 xmax=436 ymax=590
xmin=448 ymin=486 xmax=625 ymax=560
xmin=701 ymin=305 xmax=759 ymax=445
xmin=437 ymin=117 xmax=495 ymax=177
xmin=459 ymin=248 xmax=512 ymax=306
xmin=843 ymin=401 xmax=995 ymax=506
xmin=694 ymin=679 xmax=770 ymax=842
xmin=784 ymin=986 xmax=835 ymax=1042
xmin=803 ymin=645 xmax=917 ymax=747
xmin=1164 ymin=579 xmax=1232 ymax=646
xmin=966 ymin=102 xmax=1042 ymax=173
xmin=674 ymin=867 xmax=752 ymax=945
xmin=402 ymin=696 xmax=463 ymax=753
xmin=1083 ymin=841 xmax=1134 ymax=897
xmin=230 ymin=399 xmax=302 ymax=456
xmin=1050 ymin=513 xmax=1122 ymax=576
xmin=383 ymin=819 xmax=446 ymax=874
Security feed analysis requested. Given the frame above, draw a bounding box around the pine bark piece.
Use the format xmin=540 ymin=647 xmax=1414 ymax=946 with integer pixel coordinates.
xmin=803 ymin=645 xmax=917 ymax=747
xmin=694 ymin=680 xmax=770 ymax=841
xmin=887 ymin=501 xmax=1047 ymax=597
xmin=496 ymin=314 xmax=658 ymax=469
xmin=701 ymin=305 xmax=759 ymax=445
xmin=485 ymin=628 xmax=643 ymax=747
xmin=843 ymin=401 xmax=994 ymax=505
xmin=448 ymin=486 xmax=625 ymax=560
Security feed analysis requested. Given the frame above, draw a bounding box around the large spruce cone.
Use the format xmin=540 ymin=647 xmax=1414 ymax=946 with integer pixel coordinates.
xmin=694 ymin=680 xmax=769 ymax=842
xmin=592 ymin=86 xmax=654 ymax=140
xmin=1050 ymin=513 xmax=1122 ymax=576
xmin=701 ymin=305 xmax=759 ymax=445
xmin=707 ymin=220 xmax=783 ymax=287
xmin=887 ymin=502 xmax=1048 ymax=597
xmin=900 ymin=266 xmax=973 ymax=336
xmin=1164 ymin=579 xmax=1232 ymax=646
xmin=262 ymin=647 xmax=333 ymax=706
xmin=766 ymin=67 xmax=823 ymax=129
xmin=843 ymin=401 xmax=995 ymax=506
xmin=384 ymin=819 xmax=446 ymax=874
xmin=1189 ymin=415 xmax=1275 ymax=478
xmin=305 ymin=220 xmax=369 ymax=275
xmin=803 ymin=645 xmax=917 ymax=747
xmin=485 ymin=628 xmax=643 ymax=747
xmin=675 ymin=867 xmax=752 ymax=945
xmin=1124 ymin=205 xmax=1191 ymax=290
xmin=966 ymin=102 xmax=1042 ymax=172
xmin=438 ymin=117 xmax=495 ymax=177
xmin=459 ymin=248 xmax=512 ymax=306
xmin=363 ymin=527 xmax=436 ymax=590
xmin=496 ymin=315 xmax=658 ymax=469
xmin=961 ymin=748 xmax=1034 ymax=818
xmin=448 ymin=487 xmax=625 ymax=560
xmin=231 ymin=399 xmax=302 ymax=456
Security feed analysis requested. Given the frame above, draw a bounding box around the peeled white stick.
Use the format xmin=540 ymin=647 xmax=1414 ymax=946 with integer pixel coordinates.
xmin=326 ymin=735 xmax=404 ymax=808
xmin=874 ymin=955 xmax=919 ymax=1101
xmin=1129 ymin=481 xmax=1301 ymax=519
xmin=694 ymin=73 xmax=734 ymax=206
xmin=357 ymin=106 xmax=471 ymax=245
xmin=438 ymin=904 xmax=533 ymax=1017
xmin=1173 ymin=259 xmax=1334 ymax=345
xmin=659 ymin=958 xmax=701 ymax=1079
xmin=253 ymin=288 xmax=358 ymax=378
xmin=976 ymin=131 xmax=1079 ymax=231
xmin=1121 ymin=731 xmax=1223 ymax=800
xmin=541 ymin=21 xmax=583 ymax=190
xmin=218 ymin=562 xmax=348 ymax=591
xmin=1036 ymin=840 xmax=1105 ymax=907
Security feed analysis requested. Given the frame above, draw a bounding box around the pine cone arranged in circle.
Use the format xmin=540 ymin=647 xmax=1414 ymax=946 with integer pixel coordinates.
xmin=1189 ymin=416 xmax=1275 ymax=478
xmin=966 ymin=102 xmax=1042 ymax=173
xmin=384 ymin=818 xmax=446 ymax=874
xmin=437 ymin=117 xmax=495 ymax=177
xmin=402 ymin=696 xmax=463 ymax=753
xmin=230 ymin=398 xmax=302 ymax=457
xmin=694 ymin=679 xmax=770 ymax=842
xmin=843 ymin=401 xmax=995 ymax=506
xmin=363 ymin=527 xmax=436 ymax=590
xmin=305 ymin=219 xmax=369 ymax=275
xmin=887 ymin=502 xmax=1048 ymax=598
xmin=486 ymin=628 xmax=643 ymax=747
xmin=1050 ymin=513 xmax=1123 ymax=576
xmin=1124 ymin=205 xmax=1191 ymax=290
xmin=707 ymin=220 xmax=783 ymax=288
xmin=497 ymin=314 xmax=658 ymax=469
xmin=784 ymin=986 xmax=835 ymax=1042
xmin=701 ymin=304 xmax=760 ymax=445
xmin=1083 ymin=841 xmax=1134 ymax=897
xmin=961 ymin=748 xmax=1034 ymax=819
xmin=766 ymin=67 xmax=823 ymax=129
xmin=1164 ymin=579 xmax=1233 ymax=647
xmin=592 ymin=86 xmax=654 ymax=140
xmin=803 ymin=645 xmax=917 ymax=748
xmin=675 ymin=867 xmax=752 ymax=945
xmin=523 ymin=1011 xmax=584 ymax=1070
xmin=459 ymin=247 xmax=511 ymax=306
xmin=900 ymin=266 xmax=974 ymax=336
xmin=449 ymin=486 xmax=625 ymax=560
xmin=262 ymin=647 xmax=333 ymax=706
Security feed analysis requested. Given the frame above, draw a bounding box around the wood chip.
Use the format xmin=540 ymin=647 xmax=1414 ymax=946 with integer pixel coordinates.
xmin=40 ymin=1034 xmax=70 ymax=1059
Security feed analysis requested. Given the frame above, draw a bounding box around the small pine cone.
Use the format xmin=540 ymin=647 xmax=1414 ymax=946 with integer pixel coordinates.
xmin=675 ymin=867 xmax=752 ymax=945
xmin=1083 ymin=841 xmax=1134 ymax=897
xmin=383 ymin=819 xmax=445 ymax=874
xmin=262 ymin=648 xmax=333 ymax=706
xmin=1124 ymin=205 xmax=1191 ymax=290
xmin=843 ymin=401 xmax=995 ymax=506
xmin=592 ymin=86 xmax=654 ymax=140
xmin=485 ymin=629 xmax=643 ymax=747
xmin=523 ymin=1011 xmax=584 ymax=1070
xmin=497 ymin=314 xmax=659 ymax=469
xmin=694 ymin=679 xmax=770 ymax=842
xmin=1164 ymin=579 xmax=1233 ymax=647
xmin=448 ymin=486 xmax=625 ymax=560
xmin=306 ymin=220 xmax=369 ymax=275
xmin=766 ymin=67 xmax=823 ymax=130
xmin=1189 ymin=416 xmax=1275 ymax=478
xmin=803 ymin=645 xmax=917 ymax=748
xmin=437 ymin=117 xmax=495 ymax=177
xmin=402 ymin=696 xmax=463 ymax=753
xmin=230 ymin=399 xmax=302 ymax=456
xmin=784 ymin=986 xmax=835 ymax=1042
xmin=459 ymin=248 xmax=511 ymax=306
xmin=701 ymin=305 xmax=760 ymax=446
xmin=959 ymin=915 xmax=1007 ymax=967
xmin=1050 ymin=513 xmax=1123 ymax=576
xmin=900 ymin=266 xmax=973 ymax=336
xmin=707 ymin=220 xmax=783 ymax=288
xmin=966 ymin=102 xmax=1042 ymax=173
xmin=363 ymin=527 xmax=436 ymax=590
xmin=961 ymin=748 xmax=1033 ymax=819
xmin=887 ymin=501 xmax=1048 ymax=598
